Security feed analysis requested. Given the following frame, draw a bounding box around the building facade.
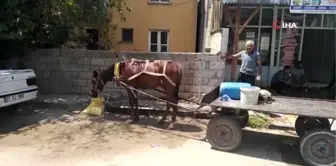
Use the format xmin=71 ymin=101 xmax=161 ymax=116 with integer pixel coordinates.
xmin=208 ymin=0 xmax=336 ymax=86
xmin=113 ymin=0 xmax=198 ymax=53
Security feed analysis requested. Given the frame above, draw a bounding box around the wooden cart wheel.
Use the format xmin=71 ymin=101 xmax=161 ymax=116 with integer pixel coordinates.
xmin=295 ymin=116 xmax=331 ymax=138
xmin=300 ymin=129 xmax=336 ymax=166
xmin=206 ymin=116 xmax=243 ymax=151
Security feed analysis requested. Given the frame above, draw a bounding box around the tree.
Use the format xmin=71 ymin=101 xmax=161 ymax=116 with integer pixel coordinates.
xmin=0 ymin=0 xmax=131 ymax=59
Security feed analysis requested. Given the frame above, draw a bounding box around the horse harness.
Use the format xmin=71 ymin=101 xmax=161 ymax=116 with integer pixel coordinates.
xmin=114 ymin=59 xmax=176 ymax=87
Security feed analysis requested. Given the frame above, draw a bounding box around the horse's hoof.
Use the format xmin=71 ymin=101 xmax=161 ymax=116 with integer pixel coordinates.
xmin=168 ymin=123 xmax=175 ymax=130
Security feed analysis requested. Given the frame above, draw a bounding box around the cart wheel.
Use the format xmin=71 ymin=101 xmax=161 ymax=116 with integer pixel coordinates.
xmin=206 ymin=116 xmax=243 ymax=151
xmin=295 ymin=116 xmax=331 ymax=138
xmin=300 ymin=129 xmax=336 ymax=166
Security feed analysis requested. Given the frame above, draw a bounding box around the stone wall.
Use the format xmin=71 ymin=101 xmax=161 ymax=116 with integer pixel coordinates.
xmin=24 ymin=49 xmax=226 ymax=99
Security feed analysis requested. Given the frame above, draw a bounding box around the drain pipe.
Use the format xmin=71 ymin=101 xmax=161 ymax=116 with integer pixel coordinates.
xmin=199 ymin=0 xmax=210 ymax=99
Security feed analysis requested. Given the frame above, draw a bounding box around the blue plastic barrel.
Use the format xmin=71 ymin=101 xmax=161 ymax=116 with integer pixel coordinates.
xmin=219 ymin=82 xmax=252 ymax=100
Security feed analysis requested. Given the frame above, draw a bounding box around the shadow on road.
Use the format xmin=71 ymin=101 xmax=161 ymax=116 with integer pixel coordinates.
xmin=228 ymin=130 xmax=304 ymax=166
xmin=0 ymin=102 xmax=203 ymax=137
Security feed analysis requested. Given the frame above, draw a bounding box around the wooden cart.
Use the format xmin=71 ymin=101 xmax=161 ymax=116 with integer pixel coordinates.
xmin=199 ymin=86 xmax=336 ymax=166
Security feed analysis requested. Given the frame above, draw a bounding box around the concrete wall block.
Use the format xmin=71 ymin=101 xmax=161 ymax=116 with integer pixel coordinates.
xmin=193 ymin=78 xmax=209 ymax=85
xmin=48 ymin=64 xmax=60 ymax=72
xmin=63 ymin=72 xmax=78 ymax=79
xmin=208 ymin=78 xmax=222 ymax=86
xmin=184 ymin=69 xmax=200 ymax=77
xmin=186 ymin=54 xmax=201 ymax=61
xmin=40 ymin=56 xmax=57 ymax=64
xmin=57 ymin=57 xmax=70 ymax=64
xmin=59 ymin=48 xmax=74 ymax=57
xmin=179 ymin=92 xmax=194 ymax=99
xmin=140 ymin=53 xmax=155 ymax=60
xmin=202 ymin=55 xmax=218 ymax=61
xmin=91 ymin=58 xmax=105 ymax=66
xmin=171 ymin=54 xmax=187 ymax=61
xmin=86 ymin=50 xmax=100 ymax=58
xmin=200 ymin=70 xmax=217 ymax=78
xmin=81 ymin=87 xmax=91 ymax=94
xmin=216 ymin=70 xmax=225 ymax=78
xmin=189 ymin=85 xmax=200 ymax=93
xmin=154 ymin=53 xmax=173 ymax=60
xmin=104 ymin=58 xmax=118 ymax=66
xmin=46 ymin=49 xmax=60 ymax=57
xmin=73 ymin=80 xmax=87 ymax=87
xmin=178 ymin=61 xmax=190 ymax=69
xmin=43 ymin=71 xmax=50 ymax=78
xmin=50 ymin=71 xmax=63 ymax=79
xmin=121 ymin=52 xmax=139 ymax=59
xmin=72 ymin=49 xmax=87 ymax=57
xmin=77 ymin=57 xmax=90 ymax=65
xmin=75 ymin=65 xmax=87 ymax=72
xmin=200 ymin=85 xmax=215 ymax=93
xmin=39 ymin=64 xmax=48 ymax=70
xmin=120 ymin=89 xmax=128 ymax=98
xmin=34 ymin=49 xmax=51 ymax=58
xmin=209 ymin=61 xmax=225 ymax=70
xmin=100 ymin=51 xmax=115 ymax=58
xmin=70 ymin=87 xmax=81 ymax=94
xmin=181 ymin=77 xmax=193 ymax=85
xmin=78 ymin=65 xmax=91 ymax=72
xmin=60 ymin=79 xmax=73 ymax=86
xmin=64 ymin=64 xmax=82 ymax=72
xmin=104 ymin=82 xmax=114 ymax=88
xmin=179 ymin=85 xmax=191 ymax=92
xmin=90 ymin=65 xmax=104 ymax=71
xmin=190 ymin=61 xmax=206 ymax=70
xmin=34 ymin=70 xmax=43 ymax=77
xmin=58 ymin=64 xmax=68 ymax=72
xmin=78 ymin=72 xmax=92 ymax=79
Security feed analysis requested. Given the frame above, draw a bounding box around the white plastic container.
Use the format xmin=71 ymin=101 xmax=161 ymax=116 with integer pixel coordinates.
xmin=240 ymin=86 xmax=261 ymax=105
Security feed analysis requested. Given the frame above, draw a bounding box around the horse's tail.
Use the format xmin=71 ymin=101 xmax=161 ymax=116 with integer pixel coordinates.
xmin=174 ymin=64 xmax=182 ymax=100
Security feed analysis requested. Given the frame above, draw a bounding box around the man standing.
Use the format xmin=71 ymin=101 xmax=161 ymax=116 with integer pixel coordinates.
xmin=221 ymin=40 xmax=262 ymax=86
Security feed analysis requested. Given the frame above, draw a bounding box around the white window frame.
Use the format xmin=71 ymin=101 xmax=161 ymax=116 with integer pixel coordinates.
xmin=148 ymin=0 xmax=170 ymax=4
xmin=148 ymin=30 xmax=169 ymax=53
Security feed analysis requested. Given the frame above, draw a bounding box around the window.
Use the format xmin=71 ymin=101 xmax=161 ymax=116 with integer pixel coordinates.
xmin=121 ymin=28 xmax=133 ymax=42
xmin=149 ymin=0 xmax=170 ymax=4
xmin=305 ymin=14 xmax=322 ymax=27
xmin=323 ymin=14 xmax=336 ymax=28
xmin=149 ymin=30 xmax=169 ymax=52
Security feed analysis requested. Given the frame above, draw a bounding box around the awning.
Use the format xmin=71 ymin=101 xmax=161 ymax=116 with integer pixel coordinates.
xmin=222 ymin=0 xmax=290 ymax=5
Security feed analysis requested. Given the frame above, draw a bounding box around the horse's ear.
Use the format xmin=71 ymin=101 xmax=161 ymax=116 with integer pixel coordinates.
xmin=93 ymin=70 xmax=98 ymax=78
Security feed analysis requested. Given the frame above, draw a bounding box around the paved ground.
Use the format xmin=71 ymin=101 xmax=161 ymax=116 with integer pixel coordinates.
xmin=0 ymin=96 xmax=310 ymax=166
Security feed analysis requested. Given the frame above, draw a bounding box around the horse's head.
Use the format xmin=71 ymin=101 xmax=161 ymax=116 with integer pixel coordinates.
xmin=90 ymin=68 xmax=113 ymax=98
xmin=90 ymin=62 xmax=125 ymax=97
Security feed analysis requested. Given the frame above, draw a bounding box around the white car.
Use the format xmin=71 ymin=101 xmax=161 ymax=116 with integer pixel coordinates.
xmin=0 ymin=69 xmax=38 ymax=108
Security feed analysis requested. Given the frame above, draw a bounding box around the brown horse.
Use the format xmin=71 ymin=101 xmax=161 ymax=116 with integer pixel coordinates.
xmin=90 ymin=58 xmax=183 ymax=129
